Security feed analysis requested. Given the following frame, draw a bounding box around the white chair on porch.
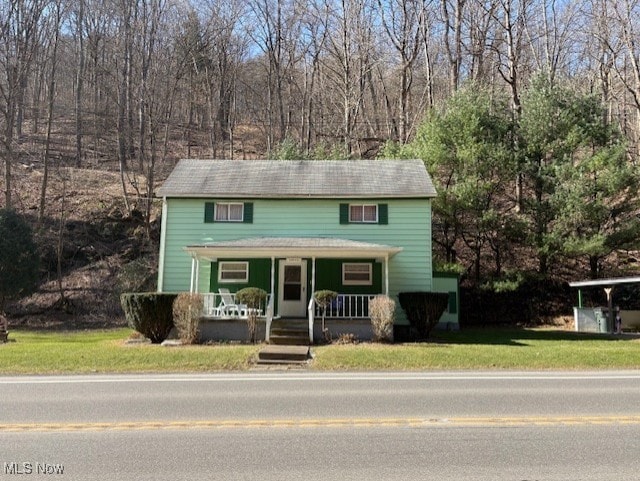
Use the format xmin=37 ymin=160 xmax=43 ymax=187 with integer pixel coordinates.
xmin=218 ymin=288 xmax=247 ymax=318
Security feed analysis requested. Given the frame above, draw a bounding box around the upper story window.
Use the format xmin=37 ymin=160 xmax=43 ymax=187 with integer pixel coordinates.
xmin=215 ymin=202 xmax=244 ymax=222
xmin=205 ymin=202 xmax=253 ymax=223
xmin=349 ymin=204 xmax=378 ymax=223
xmin=339 ymin=203 xmax=388 ymax=225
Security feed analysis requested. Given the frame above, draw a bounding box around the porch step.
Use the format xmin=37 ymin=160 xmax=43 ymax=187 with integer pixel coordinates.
xmin=257 ymin=345 xmax=311 ymax=365
xmin=269 ymin=319 xmax=310 ymax=346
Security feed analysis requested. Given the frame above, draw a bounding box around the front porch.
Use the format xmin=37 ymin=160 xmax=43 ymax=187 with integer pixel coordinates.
xmin=185 ymin=237 xmax=402 ymax=344
xmin=200 ymin=292 xmax=378 ymax=344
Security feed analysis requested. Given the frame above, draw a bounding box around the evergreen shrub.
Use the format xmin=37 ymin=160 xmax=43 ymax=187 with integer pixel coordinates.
xmin=398 ymin=292 xmax=449 ymax=339
xmin=120 ymin=292 xmax=177 ymax=343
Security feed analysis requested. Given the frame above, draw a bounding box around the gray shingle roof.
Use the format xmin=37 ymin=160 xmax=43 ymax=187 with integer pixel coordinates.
xmin=157 ymin=159 xmax=436 ymax=198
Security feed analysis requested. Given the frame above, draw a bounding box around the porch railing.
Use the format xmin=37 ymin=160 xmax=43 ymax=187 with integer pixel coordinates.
xmin=202 ymin=293 xmax=271 ymax=319
xmin=314 ymin=294 xmax=377 ymax=319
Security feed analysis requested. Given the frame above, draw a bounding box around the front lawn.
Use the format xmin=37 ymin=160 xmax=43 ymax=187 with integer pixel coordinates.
xmin=0 ymin=329 xmax=259 ymax=374
xmin=313 ymin=329 xmax=640 ymax=370
xmin=1 ymin=328 xmax=640 ymax=374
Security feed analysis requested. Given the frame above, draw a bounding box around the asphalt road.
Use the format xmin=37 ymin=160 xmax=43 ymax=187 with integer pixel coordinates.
xmin=1 ymin=371 xmax=640 ymax=480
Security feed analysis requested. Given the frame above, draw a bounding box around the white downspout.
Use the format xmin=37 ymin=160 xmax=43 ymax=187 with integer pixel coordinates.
xmin=157 ymin=197 xmax=168 ymax=292
xmin=189 ymin=257 xmax=196 ymax=294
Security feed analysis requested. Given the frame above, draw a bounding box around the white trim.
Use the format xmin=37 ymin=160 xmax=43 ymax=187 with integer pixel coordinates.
xmin=195 ymin=258 xmax=200 ymax=292
xmin=278 ymin=259 xmax=308 ymax=317
xmin=342 ymin=262 xmax=373 ymax=285
xmin=569 ymin=277 xmax=640 ymax=288
xmin=218 ymin=261 xmax=249 ymax=283
xmin=190 ymin=257 xmax=196 ymax=293
xmin=157 ymin=197 xmax=169 ymax=292
xmin=185 ymin=238 xmax=402 ymax=261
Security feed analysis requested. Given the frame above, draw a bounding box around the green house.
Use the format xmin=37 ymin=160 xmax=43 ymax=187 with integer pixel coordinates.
xmin=157 ymin=159 xmax=454 ymax=342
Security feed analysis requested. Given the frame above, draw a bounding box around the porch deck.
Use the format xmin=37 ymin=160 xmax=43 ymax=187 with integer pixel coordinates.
xmin=200 ymin=292 xmax=377 ymax=344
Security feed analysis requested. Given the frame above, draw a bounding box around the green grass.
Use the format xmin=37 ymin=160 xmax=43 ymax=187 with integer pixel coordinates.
xmin=1 ymin=328 xmax=640 ymax=374
xmin=0 ymin=329 xmax=259 ymax=374
xmin=312 ymin=329 xmax=640 ymax=370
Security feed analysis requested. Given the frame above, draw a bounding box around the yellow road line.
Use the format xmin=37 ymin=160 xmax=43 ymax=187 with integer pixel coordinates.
xmin=3 ymin=416 xmax=640 ymax=432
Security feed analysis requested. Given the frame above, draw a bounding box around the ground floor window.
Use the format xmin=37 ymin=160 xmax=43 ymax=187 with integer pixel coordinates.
xmin=342 ymin=262 xmax=373 ymax=285
xmin=218 ymin=261 xmax=249 ymax=282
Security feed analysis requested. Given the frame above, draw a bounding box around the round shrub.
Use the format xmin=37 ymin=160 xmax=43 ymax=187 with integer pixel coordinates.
xmin=120 ymin=292 xmax=177 ymax=343
xmin=398 ymin=292 xmax=449 ymax=340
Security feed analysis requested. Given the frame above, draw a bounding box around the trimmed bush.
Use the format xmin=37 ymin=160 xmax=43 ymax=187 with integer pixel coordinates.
xmin=120 ymin=292 xmax=177 ymax=343
xmin=369 ymin=295 xmax=395 ymax=342
xmin=398 ymin=292 xmax=449 ymax=340
xmin=235 ymin=287 xmax=267 ymax=343
xmin=314 ymin=290 xmax=338 ymax=340
xmin=235 ymin=287 xmax=268 ymax=309
xmin=173 ymin=293 xmax=203 ymax=344
xmin=313 ymin=290 xmax=338 ymax=309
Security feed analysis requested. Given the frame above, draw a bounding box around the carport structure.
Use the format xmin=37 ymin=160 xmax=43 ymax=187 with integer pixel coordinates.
xmin=569 ymin=276 xmax=640 ymax=332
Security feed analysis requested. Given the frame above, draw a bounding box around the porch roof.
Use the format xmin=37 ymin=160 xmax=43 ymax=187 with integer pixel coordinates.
xmin=184 ymin=237 xmax=402 ymax=260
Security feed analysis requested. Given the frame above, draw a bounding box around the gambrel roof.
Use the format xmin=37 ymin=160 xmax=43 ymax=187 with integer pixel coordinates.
xmin=157 ymin=159 xmax=436 ymax=199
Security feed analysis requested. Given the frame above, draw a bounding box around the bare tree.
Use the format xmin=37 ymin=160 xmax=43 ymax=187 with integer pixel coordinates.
xmin=73 ymin=0 xmax=85 ymax=167
xmin=39 ymin=0 xmax=64 ymax=222
xmin=378 ymin=0 xmax=426 ymax=143
xmin=608 ymin=0 xmax=640 ymax=158
xmin=323 ymin=0 xmax=377 ymax=155
xmin=440 ymin=0 xmax=466 ymax=93
xmin=0 ymin=0 xmax=47 ymax=208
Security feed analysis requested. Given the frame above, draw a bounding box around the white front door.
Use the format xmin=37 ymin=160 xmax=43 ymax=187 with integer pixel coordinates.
xmin=278 ymin=260 xmax=307 ymax=317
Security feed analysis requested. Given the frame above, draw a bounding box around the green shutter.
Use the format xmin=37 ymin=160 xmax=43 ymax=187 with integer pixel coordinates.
xmin=339 ymin=203 xmax=349 ymax=224
xmin=243 ymin=202 xmax=253 ymax=223
xmin=448 ymin=291 xmax=458 ymax=314
xmin=204 ymin=202 xmax=215 ymax=223
xmin=378 ymin=204 xmax=388 ymax=224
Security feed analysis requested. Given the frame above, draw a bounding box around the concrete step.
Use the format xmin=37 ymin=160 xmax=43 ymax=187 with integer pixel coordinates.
xmin=257 ymin=345 xmax=310 ymax=365
xmin=269 ymin=319 xmax=309 ymax=346
xmin=269 ymin=334 xmax=309 ymax=346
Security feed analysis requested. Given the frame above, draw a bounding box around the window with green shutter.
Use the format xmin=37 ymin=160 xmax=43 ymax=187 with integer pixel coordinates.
xmin=340 ymin=203 xmax=388 ymax=224
xmin=205 ymin=202 xmax=253 ymax=223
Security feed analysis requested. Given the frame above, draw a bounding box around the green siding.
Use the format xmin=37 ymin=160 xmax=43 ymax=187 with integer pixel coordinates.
xmin=159 ymin=197 xmax=433 ymax=324
xmin=433 ymin=273 xmax=460 ymax=327
xmin=315 ymin=259 xmax=382 ymax=294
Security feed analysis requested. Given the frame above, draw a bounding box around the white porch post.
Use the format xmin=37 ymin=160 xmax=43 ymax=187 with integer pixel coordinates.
xmin=310 ymin=257 xmax=316 ymax=344
xmin=311 ymin=257 xmax=316 ymax=297
xmin=384 ymin=254 xmax=389 ymax=296
xmin=267 ymin=257 xmax=276 ymax=343
xmin=270 ymin=257 xmax=276 ymax=301
xmin=194 ymin=258 xmax=200 ymax=293
xmin=189 ymin=257 xmax=196 ymax=293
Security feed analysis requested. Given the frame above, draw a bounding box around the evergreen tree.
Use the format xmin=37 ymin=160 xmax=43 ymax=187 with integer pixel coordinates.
xmin=0 ymin=209 xmax=40 ymax=312
xmin=400 ymin=86 xmax=518 ymax=279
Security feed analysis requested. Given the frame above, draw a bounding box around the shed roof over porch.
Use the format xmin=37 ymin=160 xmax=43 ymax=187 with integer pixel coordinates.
xmin=184 ymin=237 xmax=403 ymax=261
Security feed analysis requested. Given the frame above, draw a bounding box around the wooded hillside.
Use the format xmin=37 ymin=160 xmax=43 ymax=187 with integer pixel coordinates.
xmin=2 ymin=0 xmax=640 ymax=326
